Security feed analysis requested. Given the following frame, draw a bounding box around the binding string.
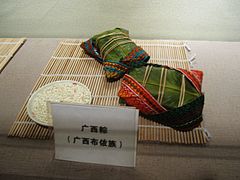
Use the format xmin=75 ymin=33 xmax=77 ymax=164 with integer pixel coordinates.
xmin=201 ymin=128 xmax=212 ymax=142
xmin=142 ymin=65 xmax=153 ymax=87
xmin=189 ymin=53 xmax=197 ymax=68
xmin=100 ymin=36 xmax=130 ymax=57
xmin=184 ymin=43 xmax=191 ymax=52
xmin=103 ymin=40 xmax=134 ymax=60
xmin=159 ymin=69 xmax=168 ymax=104
xmin=157 ymin=68 xmax=165 ymax=102
xmin=178 ymin=74 xmax=186 ymax=107
xmin=95 ymin=32 xmax=127 ymax=47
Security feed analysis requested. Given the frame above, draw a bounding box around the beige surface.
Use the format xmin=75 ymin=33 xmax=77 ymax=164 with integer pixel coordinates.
xmin=0 ymin=39 xmax=240 ymax=179
xmin=8 ymin=39 xmax=208 ymax=144
xmin=0 ymin=0 xmax=240 ymax=41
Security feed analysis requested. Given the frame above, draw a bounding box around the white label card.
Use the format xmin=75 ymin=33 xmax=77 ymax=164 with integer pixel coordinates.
xmin=50 ymin=103 xmax=139 ymax=167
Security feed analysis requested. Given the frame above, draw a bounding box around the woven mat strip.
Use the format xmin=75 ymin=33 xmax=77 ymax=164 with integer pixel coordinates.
xmin=8 ymin=39 xmax=207 ymax=144
xmin=0 ymin=38 xmax=26 ymax=72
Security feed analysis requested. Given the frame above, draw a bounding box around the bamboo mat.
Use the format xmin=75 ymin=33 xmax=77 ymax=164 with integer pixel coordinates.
xmin=8 ymin=39 xmax=208 ymax=144
xmin=0 ymin=38 xmax=26 ymax=73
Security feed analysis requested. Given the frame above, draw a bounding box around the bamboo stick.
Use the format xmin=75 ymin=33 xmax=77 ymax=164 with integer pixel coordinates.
xmin=0 ymin=38 xmax=26 ymax=72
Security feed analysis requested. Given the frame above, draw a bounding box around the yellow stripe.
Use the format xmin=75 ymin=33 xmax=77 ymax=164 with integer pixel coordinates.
xmin=181 ymin=75 xmax=186 ymax=106
xmin=142 ymin=65 xmax=149 ymax=86
xmin=95 ymin=32 xmax=127 ymax=47
xmin=178 ymin=75 xmax=186 ymax=107
xmin=142 ymin=65 xmax=153 ymax=87
xmin=103 ymin=40 xmax=134 ymax=60
xmin=145 ymin=66 xmax=152 ymax=86
xmin=160 ymin=69 xmax=168 ymax=104
xmin=178 ymin=75 xmax=184 ymax=107
xmin=157 ymin=68 xmax=164 ymax=102
xmin=100 ymin=36 xmax=130 ymax=57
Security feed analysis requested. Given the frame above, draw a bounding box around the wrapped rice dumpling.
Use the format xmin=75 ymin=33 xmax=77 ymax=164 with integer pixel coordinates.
xmin=81 ymin=28 xmax=150 ymax=81
xmin=118 ymin=64 xmax=204 ymax=131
